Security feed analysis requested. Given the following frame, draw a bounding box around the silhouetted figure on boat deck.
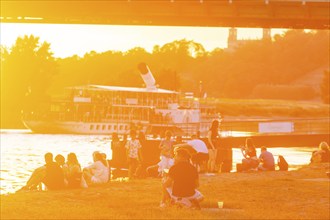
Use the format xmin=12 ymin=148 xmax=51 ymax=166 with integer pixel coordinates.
xmin=19 ymin=152 xmax=65 ymax=191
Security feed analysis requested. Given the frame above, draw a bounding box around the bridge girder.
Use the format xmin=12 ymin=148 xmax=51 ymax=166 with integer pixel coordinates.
xmin=1 ymin=0 xmax=329 ymax=29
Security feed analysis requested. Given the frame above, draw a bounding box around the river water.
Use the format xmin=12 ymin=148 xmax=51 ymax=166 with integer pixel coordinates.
xmin=0 ymin=129 xmax=316 ymax=194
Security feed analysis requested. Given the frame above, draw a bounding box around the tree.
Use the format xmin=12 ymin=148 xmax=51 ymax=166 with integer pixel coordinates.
xmin=1 ymin=35 xmax=57 ymax=128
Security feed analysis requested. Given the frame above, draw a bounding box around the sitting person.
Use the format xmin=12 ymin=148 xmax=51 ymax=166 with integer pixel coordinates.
xmin=161 ymin=148 xmax=204 ymax=209
xmin=311 ymin=142 xmax=330 ymax=163
xmin=241 ymin=138 xmax=259 ymax=171
xmin=20 ymin=152 xmax=65 ymax=191
xmin=83 ymin=151 xmax=109 ymax=185
xmin=43 ymin=153 xmax=66 ymax=190
xmin=258 ymin=147 xmax=275 ymax=171
xmin=64 ymin=153 xmax=87 ymax=188
xmin=55 ymin=154 xmax=65 ymax=167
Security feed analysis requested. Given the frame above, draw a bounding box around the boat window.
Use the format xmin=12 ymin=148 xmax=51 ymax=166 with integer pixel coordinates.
xmin=102 ymin=125 xmax=106 ymax=130
xmin=108 ymin=125 xmax=111 ymax=130
xmin=96 ymin=125 xmax=100 ymax=130
xmin=90 ymin=125 xmax=94 ymax=130
xmin=114 ymin=125 xmax=117 ymax=130
xmin=119 ymin=125 xmax=123 ymax=130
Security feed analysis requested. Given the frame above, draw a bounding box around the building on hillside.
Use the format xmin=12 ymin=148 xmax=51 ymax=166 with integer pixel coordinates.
xmin=226 ymin=28 xmax=271 ymax=53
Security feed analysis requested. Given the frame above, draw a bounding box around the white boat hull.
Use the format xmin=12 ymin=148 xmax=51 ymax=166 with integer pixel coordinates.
xmin=22 ymin=120 xmax=210 ymax=136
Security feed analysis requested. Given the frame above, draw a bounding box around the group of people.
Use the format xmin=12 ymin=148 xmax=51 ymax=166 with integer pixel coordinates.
xmin=239 ymin=138 xmax=276 ymax=172
xmin=20 ymin=151 xmax=110 ymax=191
xmin=148 ymin=119 xmax=221 ymax=177
xmin=310 ymin=141 xmax=330 ymax=164
xmin=239 ymin=138 xmax=330 ymax=172
xmin=20 ymin=118 xmax=330 ymax=210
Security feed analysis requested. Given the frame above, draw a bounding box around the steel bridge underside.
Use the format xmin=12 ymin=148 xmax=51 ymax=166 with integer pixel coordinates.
xmin=1 ymin=0 xmax=329 ymax=29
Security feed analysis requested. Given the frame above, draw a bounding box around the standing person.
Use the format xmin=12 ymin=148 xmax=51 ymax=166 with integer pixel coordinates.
xmin=125 ymin=130 xmax=142 ymax=179
xmin=161 ymin=148 xmax=204 ymax=209
xmin=111 ymin=132 xmax=126 ymax=169
xmin=110 ymin=133 xmax=121 ymax=167
xmin=241 ymin=138 xmax=259 ymax=171
xmin=83 ymin=151 xmax=109 ymax=185
xmin=258 ymin=147 xmax=275 ymax=171
xmin=158 ymin=130 xmax=175 ymax=174
xmin=136 ymin=131 xmax=146 ymax=178
xmin=207 ymin=119 xmax=220 ymax=173
xmin=187 ymin=134 xmax=209 ymax=173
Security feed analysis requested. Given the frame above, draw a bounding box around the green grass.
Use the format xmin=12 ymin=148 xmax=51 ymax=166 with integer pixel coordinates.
xmin=1 ymin=165 xmax=329 ymax=219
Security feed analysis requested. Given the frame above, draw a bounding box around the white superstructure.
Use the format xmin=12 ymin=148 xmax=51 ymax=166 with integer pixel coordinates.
xmin=22 ymin=63 xmax=219 ymax=136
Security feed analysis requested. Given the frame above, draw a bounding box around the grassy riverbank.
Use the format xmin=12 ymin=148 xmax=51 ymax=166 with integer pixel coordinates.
xmin=1 ymin=165 xmax=329 ymax=219
xmin=207 ymin=98 xmax=330 ymax=118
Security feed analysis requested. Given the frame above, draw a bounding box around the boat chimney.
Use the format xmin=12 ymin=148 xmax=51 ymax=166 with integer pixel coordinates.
xmin=138 ymin=62 xmax=157 ymax=90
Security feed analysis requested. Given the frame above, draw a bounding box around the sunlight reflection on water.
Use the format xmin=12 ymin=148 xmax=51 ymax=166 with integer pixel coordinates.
xmin=0 ymin=129 xmax=316 ymax=194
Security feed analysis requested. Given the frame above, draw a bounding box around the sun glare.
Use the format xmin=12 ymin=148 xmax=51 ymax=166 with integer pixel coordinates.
xmin=0 ymin=23 xmax=287 ymax=58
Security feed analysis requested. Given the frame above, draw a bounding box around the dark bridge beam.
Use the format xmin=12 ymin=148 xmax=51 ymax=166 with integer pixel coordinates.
xmin=1 ymin=0 xmax=329 ymax=29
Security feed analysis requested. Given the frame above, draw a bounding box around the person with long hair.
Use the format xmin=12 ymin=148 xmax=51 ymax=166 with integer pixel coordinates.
xmin=311 ymin=141 xmax=330 ymax=163
xmin=64 ymin=153 xmax=87 ymax=188
xmin=207 ymin=119 xmax=220 ymax=173
xmin=241 ymin=138 xmax=259 ymax=171
xmin=83 ymin=151 xmax=109 ymax=185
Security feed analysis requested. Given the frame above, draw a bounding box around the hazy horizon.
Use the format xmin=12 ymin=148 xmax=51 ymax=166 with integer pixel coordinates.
xmin=0 ymin=23 xmax=287 ymax=58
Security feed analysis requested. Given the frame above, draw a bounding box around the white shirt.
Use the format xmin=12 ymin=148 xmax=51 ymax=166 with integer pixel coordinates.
xmin=187 ymin=139 xmax=209 ymax=154
xmin=87 ymin=161 xmax=109 ymax=183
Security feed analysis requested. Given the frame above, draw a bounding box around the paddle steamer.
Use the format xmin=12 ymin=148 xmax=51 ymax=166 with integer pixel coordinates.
xmin=22 ymin=63 xmax=220 ymax=136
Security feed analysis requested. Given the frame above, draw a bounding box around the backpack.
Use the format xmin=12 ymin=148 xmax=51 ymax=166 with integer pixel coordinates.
xmin=278 ymin=155 xmax=289 ymax=171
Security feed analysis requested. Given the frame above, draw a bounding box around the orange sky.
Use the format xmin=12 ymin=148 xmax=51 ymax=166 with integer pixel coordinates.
xmin=0 ymin=23 xmax=287 ymax=58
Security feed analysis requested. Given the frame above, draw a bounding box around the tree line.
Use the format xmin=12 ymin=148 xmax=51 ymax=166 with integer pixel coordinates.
xmin=1 ymin=30 xmax=329 ymax=128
